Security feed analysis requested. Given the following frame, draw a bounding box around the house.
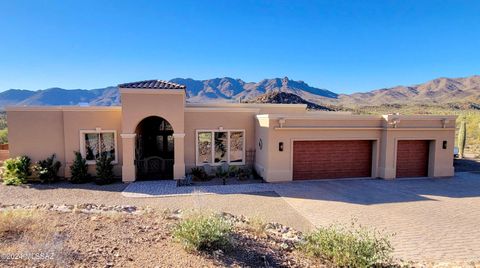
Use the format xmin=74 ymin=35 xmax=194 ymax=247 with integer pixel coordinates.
xmin=6 ymin=80 xmax=456 ymax=182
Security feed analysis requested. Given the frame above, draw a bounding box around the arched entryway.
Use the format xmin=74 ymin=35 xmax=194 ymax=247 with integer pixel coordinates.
xmin=135 ymin=116 xmax=174 ymax=180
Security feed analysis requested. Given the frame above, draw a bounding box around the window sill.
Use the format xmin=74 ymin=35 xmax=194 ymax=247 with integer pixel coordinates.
xmin=86 ymin=161 xmax=118 ymax=165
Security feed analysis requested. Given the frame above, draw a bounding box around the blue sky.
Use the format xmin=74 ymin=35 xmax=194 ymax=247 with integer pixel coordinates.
xmin=0 ymin=0 xmax=479 ymax=94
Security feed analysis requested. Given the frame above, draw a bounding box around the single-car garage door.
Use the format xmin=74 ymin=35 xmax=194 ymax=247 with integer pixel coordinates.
xmin=396 ymin=140 xmax=429 ymax=178
xmin=293 ymin=140 xmax=373 ymax=180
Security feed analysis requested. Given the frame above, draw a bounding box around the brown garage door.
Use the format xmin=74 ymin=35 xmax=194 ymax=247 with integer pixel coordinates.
xmin=396 ymin=140 xmax=429 ymax=178
xmin=293 ymin=140 xmax=373 ymax=180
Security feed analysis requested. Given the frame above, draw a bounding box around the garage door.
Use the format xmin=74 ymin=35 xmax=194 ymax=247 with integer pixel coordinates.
xmin=293 ymin=140 xmax=373 ymax=180
xmin=396 ymin=140 xmax=429 ymax=178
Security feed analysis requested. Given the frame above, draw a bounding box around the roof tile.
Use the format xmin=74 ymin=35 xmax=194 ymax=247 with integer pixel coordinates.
xmin=118 ymin=80 xmax=186 ymax=90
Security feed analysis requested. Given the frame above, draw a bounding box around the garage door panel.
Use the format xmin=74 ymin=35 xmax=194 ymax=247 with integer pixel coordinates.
xmin=293 ymin=140 xmax=373 ymax=180
xmin=396 ymin=140 xmax=429 ymax=178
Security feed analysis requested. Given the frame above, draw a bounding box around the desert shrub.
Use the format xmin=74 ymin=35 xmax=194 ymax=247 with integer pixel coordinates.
xmin=173 ymin=213 xmax=232 ymax=252
xmin=191 ymin=167 xmax=208 ymax=181
xmin=228 ymin=165 xmax=238 ymax=177
xmin=69 ymin=151 xmax=90 ymax=183
xmin=300 ymin=222 xmax=393 ymax=268
xmin=33 ymin=154 xmax=61 ymax=183
xmin=215 ymin=165 xmax=228 ymax=178
xmin=2 ymin=156 xmax=31 ymax=185
xmin=246 ymin=216 xmax=267 ymax=237
xmin=95 ymin=153 xmax=114 ymax=185
xmin=0 ymin=128 xmax=8 ymax=144
xmin=0 ymin=210 xmax=37 ymax=239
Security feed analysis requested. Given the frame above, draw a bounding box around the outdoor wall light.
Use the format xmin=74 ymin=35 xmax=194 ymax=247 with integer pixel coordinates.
xmin=443 ymin=140 xmax=448 ymax=149
xmin=279 ymin=142 xmax=284 ymax=151
xmin=441 ymin=118 xmax=449 ymax=128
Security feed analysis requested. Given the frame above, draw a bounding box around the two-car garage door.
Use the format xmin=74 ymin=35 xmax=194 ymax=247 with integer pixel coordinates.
xmin=293 ymin=140 xmax=373 ymax=180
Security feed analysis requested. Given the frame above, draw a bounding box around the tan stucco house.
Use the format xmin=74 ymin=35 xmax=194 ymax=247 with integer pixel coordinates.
xmin=6 ymin=80 xmax=457 ymax=183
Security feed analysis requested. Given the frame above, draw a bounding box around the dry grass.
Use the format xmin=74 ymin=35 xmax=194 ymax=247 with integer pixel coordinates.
xmin=0 ymin=209 xmax=40 ymax=240
xmin=0 ymin=209 xmax=69 ymax=266
xmin=245 ymin=216 xmax=268 ymax=238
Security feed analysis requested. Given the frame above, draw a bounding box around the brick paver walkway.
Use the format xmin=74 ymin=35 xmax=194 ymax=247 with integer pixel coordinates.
xmin=273 ymin=172 xmax=480 ymax=261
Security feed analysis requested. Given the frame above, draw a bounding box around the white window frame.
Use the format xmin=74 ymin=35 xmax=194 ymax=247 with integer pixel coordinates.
xmin=79 ymin=129 xmax=118 ymax=165
xmin=195 ymin=129 xmax=246 ymax=166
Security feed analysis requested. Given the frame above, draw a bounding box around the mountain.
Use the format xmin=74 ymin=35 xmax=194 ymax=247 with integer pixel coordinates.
xmin=171 ymin=77 xmax=337 ymax=103
xmin=1 ymin=75 xmax=479 ymax=110
xmin=0 ymin=87 xmax=119 ymax=109
xmin=246 ymin=91 xmax=334 ymax=111
xmin=339 ymin=75 xmax=480 ymax=106
xmin=0 ymin=77 xmax=337 ymax=109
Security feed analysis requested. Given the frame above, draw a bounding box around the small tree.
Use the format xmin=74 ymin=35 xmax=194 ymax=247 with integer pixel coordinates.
xmin=69 ymin=151 xmax=90 ymax=183
xmin=34 ymin=154 xmax=61 ymax=183
xmin=458 ymin=120 xmax=466 ymax=158
xmin=95 ymin=153 xmax=114 ymax=185
xmin=2 ymin=156 xmax=31 ymax=185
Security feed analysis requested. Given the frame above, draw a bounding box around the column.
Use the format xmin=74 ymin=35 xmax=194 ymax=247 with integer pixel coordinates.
xmin=121 ymin=133 xmax=136 ymax=182
xmin=378 ymin=129 xmax=396 ymax=179
xmin=173 ymin=133 xmax=185 ymax=180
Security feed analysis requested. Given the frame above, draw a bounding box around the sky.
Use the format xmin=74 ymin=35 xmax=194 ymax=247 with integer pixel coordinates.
xmin=0 ymin=0 xmax=479 ymax=94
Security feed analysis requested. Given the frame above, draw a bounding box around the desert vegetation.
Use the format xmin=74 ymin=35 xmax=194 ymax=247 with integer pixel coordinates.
xmin=351 ymin=104 xmax=480 ymax=155
xmin=1 ymin=151 xmax=116 ymax=186
xmin=300 ymin=221 xmax=393 ymax=268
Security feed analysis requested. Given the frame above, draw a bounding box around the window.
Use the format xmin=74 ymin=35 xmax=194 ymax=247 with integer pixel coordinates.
xmin=196 ymin=130 xmax=245 ymax=165
xmin=80 ymin=130 xmax=117 ymax=164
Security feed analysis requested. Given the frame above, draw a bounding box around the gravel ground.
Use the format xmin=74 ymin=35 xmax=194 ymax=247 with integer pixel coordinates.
xmin=0 ymin=206 xmax=322 ymax=268
xmin=0 ymin=182 xmax=313 ymax=232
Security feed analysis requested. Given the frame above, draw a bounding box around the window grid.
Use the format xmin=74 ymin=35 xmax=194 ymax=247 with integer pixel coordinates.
xmin=79 ymin=130 xmax=118 ymax=165
xmin=195 ymin=129 xmax=245 ymax=166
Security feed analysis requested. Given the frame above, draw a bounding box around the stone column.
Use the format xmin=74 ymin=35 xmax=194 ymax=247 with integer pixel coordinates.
xmin=121 ymin=133 xmax=136 ymax=182
xmin=173 ymin=133 xmax=186 ymax=180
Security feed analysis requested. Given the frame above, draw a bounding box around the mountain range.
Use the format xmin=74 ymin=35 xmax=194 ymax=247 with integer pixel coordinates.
xmin=0 ymin=75 xmax=479 ymax=110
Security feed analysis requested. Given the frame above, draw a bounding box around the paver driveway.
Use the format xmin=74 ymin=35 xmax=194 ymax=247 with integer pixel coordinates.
xmin=272 ymin=172 xmax=480 ymax=261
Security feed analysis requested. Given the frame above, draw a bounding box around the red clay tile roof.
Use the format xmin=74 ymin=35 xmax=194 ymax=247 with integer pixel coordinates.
xmin=118 ymin=80 xmax=186 ymax=89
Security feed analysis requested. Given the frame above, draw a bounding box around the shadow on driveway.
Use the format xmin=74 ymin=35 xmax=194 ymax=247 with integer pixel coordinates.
xmin=271 ymin=172 xmax=480 ymax=205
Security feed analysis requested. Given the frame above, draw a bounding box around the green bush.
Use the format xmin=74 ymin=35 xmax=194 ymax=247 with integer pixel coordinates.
xmin=191 ymin=167 xmax=208 ymax=181
xmin=69 ymin=151 xmax=90 ymax=183
xmin=95 ymin=153 xmax=114 ymax=185
xmin=173 ymin=213 xmax=232 ymax=252
xmin=2 ymin=156 xmax=31 ymax=185
xmin=34 ymin=154 xmax=61 ymax=183
xmin=300 ymin=222 xmax=393 ymax=268
xmin=0 ymin=128 xmax=8 ymax=144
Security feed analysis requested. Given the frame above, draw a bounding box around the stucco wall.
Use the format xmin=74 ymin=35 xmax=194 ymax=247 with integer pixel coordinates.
xmin=121 ymin=91 xmax=185 ymax=134
xmin=8 ymin=110 xmax=66 ymax=175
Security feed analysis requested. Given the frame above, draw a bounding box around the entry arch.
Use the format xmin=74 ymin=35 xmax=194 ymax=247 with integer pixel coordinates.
xmin=135 ymin=116 xmax=174 ymax=180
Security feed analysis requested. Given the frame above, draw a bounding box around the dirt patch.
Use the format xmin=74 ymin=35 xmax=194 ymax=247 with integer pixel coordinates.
xmin=0 ymin=205 xmax=322 ymax=267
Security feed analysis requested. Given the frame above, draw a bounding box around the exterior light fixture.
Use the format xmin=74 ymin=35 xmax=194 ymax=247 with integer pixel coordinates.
xmin=278 ymin=118 xmax=286 ymax=128
xmin=391 ymin=118 xmax=400 ymax=128
xmin=441 ymin=118 xmax=449 ymax=128
xmin=279 ymin=142 xmax=284 ymax=151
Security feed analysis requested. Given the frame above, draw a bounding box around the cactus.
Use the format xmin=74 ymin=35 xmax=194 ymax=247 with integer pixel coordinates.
xmin=457 ymin=120 xmax=466 ymax=158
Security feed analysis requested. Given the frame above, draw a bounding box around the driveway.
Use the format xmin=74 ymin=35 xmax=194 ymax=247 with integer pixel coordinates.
xmin=273 ymin=172 xmax=480 ymax=262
